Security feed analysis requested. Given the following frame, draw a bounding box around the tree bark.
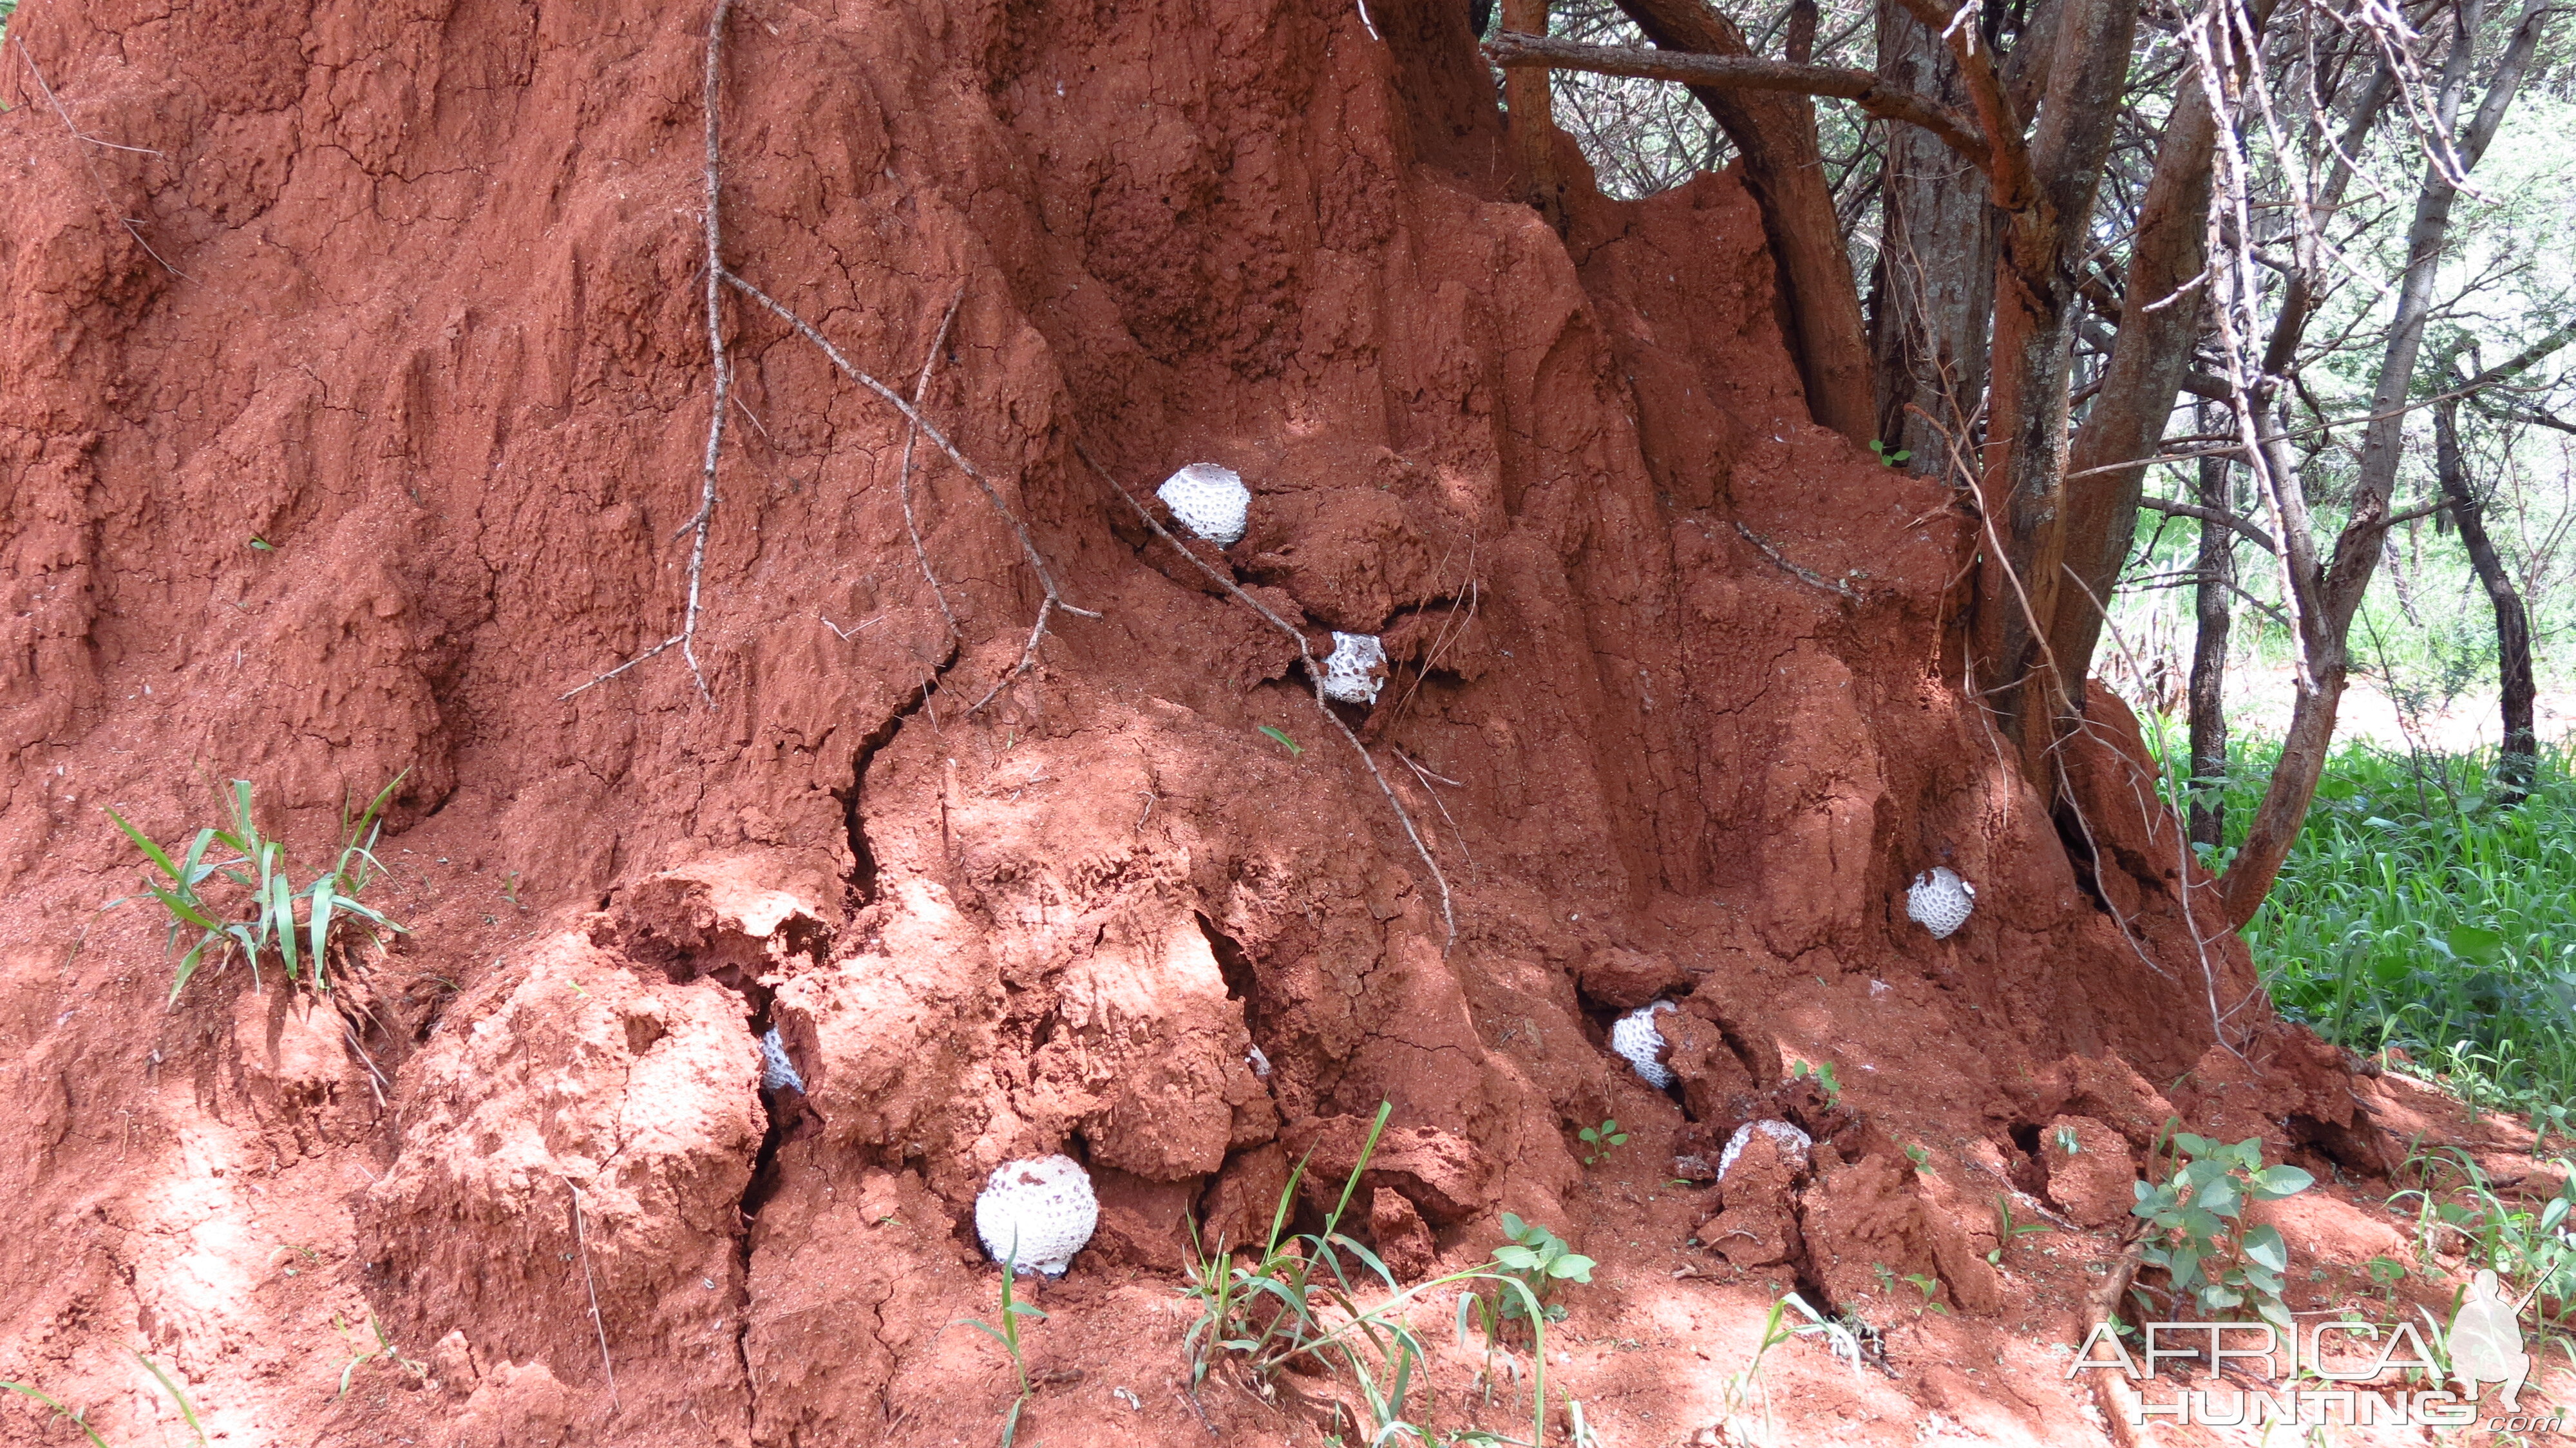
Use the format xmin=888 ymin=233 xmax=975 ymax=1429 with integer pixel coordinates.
xmin=2219 ymin=0 xmax=2550 ymax=927
xmin=1502 ymin=0 xmax=1570 ymax=229
xmin=1869 ymin=0 xmax=1995 ymax=468
xmin=1963 ymin=0 xmax=2141 ymax=770
xmin=2188 ymin=403 xmax=2235 ymax=850
xmin=2050 ymin=0 xmax=2259 ymax=702
xmin=2435 ymin=394 xmax=2539 ymax=802
xmin=1607 ymin=0 xmax=1878 ymax=444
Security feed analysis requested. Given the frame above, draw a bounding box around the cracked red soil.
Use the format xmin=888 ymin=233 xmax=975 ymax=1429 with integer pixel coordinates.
xmin=1 ymin=0 xmax=2559 ymax=1443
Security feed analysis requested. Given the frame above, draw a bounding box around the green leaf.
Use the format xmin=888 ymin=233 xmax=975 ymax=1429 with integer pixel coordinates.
xmin=1258 ymin=725 xmax=1305 ymax=757
xmin=2241 ymin=1224 xmax=2289 ymax=1273
xmin=1499 ymin=1212 xmax=1526 ymax=1240
xmin=2446 ymin=926 xmax=2507 ymax=965
xmin=105 ymin=807 xmax=183 ymax=881
xmin=1546 ymin=1253 xmax=1595 ymax=1281
xmin=1493 ymin=1245 xmax=1540 ymax=1270
xmin=272 ymin=872 xmax=299 ymax=979
xmin=2250 ymin=1165 xmax=2315 ymax=1201
xmin=0 ymin=1383 xmax=113 ymax=1448
xmin=310 ymin=875 xmax=336 ymax=983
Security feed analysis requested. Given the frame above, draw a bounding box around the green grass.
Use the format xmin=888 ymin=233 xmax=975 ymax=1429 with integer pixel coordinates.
xmin=2206 ymin=739 xmax=2576 ymax=1134
xmin=106 ymin=776 xmax=406 ymax=1004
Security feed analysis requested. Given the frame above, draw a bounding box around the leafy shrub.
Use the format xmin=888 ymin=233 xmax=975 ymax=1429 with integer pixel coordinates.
xmin=2130 ymin=1130 xmax=2314 ymax=1330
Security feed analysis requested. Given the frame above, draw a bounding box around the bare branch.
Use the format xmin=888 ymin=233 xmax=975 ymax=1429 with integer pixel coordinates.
xmin=2137 ymin=496 xmax=2278 ymax=553
xmin=1484 ymin=30 xmax=1992 ymax=168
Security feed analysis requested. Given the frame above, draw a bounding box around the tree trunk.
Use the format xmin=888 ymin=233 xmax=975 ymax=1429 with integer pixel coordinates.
xmin=1964 ymin=0 xmax=2141 ymax=768
xmin=1869 ymin=0 xmax=1994 ymax=467
xmin=2050 ymin=0 xmax=2256 ymax=701
xmin=1504 ymin=0 xmax=1569 ymax=229
xmin=2188 ymin=405 xmax=2234 ymax=850
xmin=2219 ymin=0 xmax=2550 ymax=927
xmin=2436 ymin=395 xmax=2539 ymax=802
xmin=1613 ymin=0 xmax=1877 ymax=444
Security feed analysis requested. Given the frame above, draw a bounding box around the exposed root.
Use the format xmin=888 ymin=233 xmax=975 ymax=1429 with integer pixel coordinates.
xmin=720 ymin=271 xmax=1098 ymax=716
xmin=900 ymin=290 xmax=968 ymax=646
xmin=566 ymin=1179 xmax=621 ymax=1411
xmin=1077 ymin=442 xmax=1457 ymax=953
xmin=1732 ymin=520 xmax=1861 ymax=602
xmin=562 ymin=0 xmax=733 ymax=707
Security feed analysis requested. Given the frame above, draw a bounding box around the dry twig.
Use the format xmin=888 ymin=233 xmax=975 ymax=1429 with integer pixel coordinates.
xmin=567 ymin=1180 xmax=621 ymax=1410
xmin=562 ymin=0 xmax=734 ymax=707
xmin=721 ymin=271 xmax=1097 ymax=714
xmin=1077 ymin=443 xmax=1456 ymax=951
xmin=900 ymin=291 xmax=968 ymax=644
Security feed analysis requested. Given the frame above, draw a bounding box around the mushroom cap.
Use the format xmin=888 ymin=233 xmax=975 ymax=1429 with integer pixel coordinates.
xmin=974 ymin=1154 xmax=1099 ymax=1277
xmin=1609 ymin=1000 xmax=1679 ymax=1089
xmin=1319 ymin=631 xmax=1387 ymax=704
xmin=1906 ymin=866 xmax=1975 ymax=939
xmin=1156 ymin=463 xmax=1251 ymax=546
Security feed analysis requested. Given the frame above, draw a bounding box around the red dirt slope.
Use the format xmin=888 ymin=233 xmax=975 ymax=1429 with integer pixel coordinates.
xmin=0 ymin=1 xmax=2466 ymax=1444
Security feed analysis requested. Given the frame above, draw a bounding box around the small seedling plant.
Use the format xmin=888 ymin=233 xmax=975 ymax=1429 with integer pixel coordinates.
xmin=106 ymin=775 xmax=406 ymax=1003
xmin=954 ymin=1244 xmax=1047 ymax=1447
xmin=2130 ymin=1130 xmax=2315 ymax=1330
xmin=1179 ymin=1103 xmax=1560 ymax=1447
xmin=1576 ymin=1118 xmax=1629 ymax=1167
xmin=1486 ymin=1214 xmax=1595 ymax=1327
xmin=1987 ymin=1195 xmax=2053 ymax=1266
xmin=1788 ymin=1060 xmax=1841 ymax=1105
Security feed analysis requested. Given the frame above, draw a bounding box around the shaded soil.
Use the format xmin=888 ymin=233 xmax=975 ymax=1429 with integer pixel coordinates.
xmin=1 ymin=0 xmax=2562 ymax=1443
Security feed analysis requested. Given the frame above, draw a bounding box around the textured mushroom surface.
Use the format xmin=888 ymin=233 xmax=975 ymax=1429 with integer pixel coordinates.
xmin=758 ymin=1027 xmax=805 ymax=1092
xmin=1718 ymin=1119 xmax=1812 ymax=1179
xmin=1906 ymin=866 xmax=1976 ymax=939
xmin=974 ymin=1154 xmax=1099 ymax=1277
xmin=1609 ymin=1000 xmax=1680 ymax=1088
xmin=1155 ymin=462 xmax=1250 ymax=546
xmin=1318 ymin=631 xmax=1387 ymax=704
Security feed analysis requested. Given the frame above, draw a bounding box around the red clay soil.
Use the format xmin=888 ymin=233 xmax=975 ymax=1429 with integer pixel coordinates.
xmin=0 ymin=1 xmax=2560 ymax=1445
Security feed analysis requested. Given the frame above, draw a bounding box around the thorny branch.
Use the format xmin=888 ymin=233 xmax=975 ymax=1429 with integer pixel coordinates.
xmin=1076 ymin=443 xmax=1457 ymax=953
xmin=902 ymin=291 xmax=969 ymax=646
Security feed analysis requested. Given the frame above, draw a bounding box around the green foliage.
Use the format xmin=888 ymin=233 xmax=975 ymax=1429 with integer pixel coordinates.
xmin=954 ymin=1248 xmax=1046 ymax=1447
xmin=1575 ymin=1118 xmax=1628 ymax=1167
xmin=3 ymin=1350 xmax=206 ymax=1448
xmin=1258 ymin=725 xmax=1304 ymax=757
xmin=0 ymin=1381 xmax=110 ymax=1448
xmin=1867 ymin=439 xmax=1911 ymax=468
xmin=1487 ymin=1213 xmax=1595 ymax=1326
xmin=1788 ymin=1059 xmax=1841 ymax=1105
xmin=2130 ymin=1129 xmax=2315 ymax=1331
xmin=2388 ymin=1145 xmax=2576 ymax=1328
xmin=1179 ymin=1102 xmax=1557 ymax=1447
xmin=105 ymin=775 xmax=407 ymax=1004
xmin=2215 ymin=741 xmax=2576 ymax=1130
xmin=1903 ymin=1143 xmax=1932 ymax=1174
xmin=1986 ymin=1195 xmax=2052 ymax=1267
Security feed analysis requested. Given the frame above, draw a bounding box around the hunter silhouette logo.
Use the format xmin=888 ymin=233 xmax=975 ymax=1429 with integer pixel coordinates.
xmin=2450 ymin=1268 xmax=2535 ymax=1411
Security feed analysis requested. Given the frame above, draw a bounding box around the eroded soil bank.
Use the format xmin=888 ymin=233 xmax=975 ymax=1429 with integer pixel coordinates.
xmin=1 ymin=1 xmax=2538 ymax=1443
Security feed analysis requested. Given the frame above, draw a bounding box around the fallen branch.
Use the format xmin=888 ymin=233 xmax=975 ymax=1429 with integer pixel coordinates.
xmin=1731 ymin=520 xmax=1861 ymax=601
xmin=721 ymin=271 xmax=1097 ymax=715
xmin=1077 ymin=443 xmax=1456 ymax=952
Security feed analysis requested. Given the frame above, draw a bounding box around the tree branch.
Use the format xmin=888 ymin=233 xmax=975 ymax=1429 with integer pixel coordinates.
xmin=1485 ymin=30 xmax=1993 ymax=169
xmin=2138 ymin=496 xmax=2278 ymax=554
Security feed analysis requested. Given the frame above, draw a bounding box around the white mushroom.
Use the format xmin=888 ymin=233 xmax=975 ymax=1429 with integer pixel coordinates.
xmin=1718 ymin=1119 xmax=1814 ymax=1179
xmin=1610 ymin=1000 xmax=1680 ymax=1089
xmin=974 ymin=1154 xmax=1099 ymax=1277
xmin=1318 ymin=631 xmax=1387 ymax=705
xmin=758 ymin=1026 xmax=805 ymax=1092
xmin=1156 ymin=463 xmax=1251 ymax=546
xmin=1906 ymin=867 xmax=1975 ymax=939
